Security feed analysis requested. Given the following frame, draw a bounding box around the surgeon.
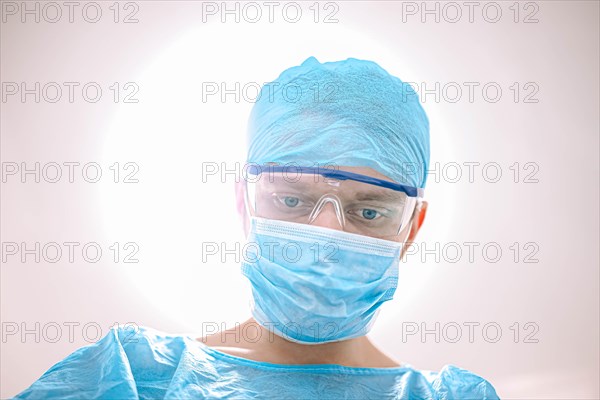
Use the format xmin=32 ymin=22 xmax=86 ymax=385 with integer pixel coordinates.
xmin=15 ymin=57 xmax=500 ymax=399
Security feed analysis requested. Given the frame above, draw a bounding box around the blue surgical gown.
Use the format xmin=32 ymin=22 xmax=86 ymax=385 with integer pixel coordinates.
xmin=15 ymin=326 xmax=500 ymax=399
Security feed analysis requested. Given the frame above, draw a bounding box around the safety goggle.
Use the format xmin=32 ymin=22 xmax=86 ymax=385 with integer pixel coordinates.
xmin=243 ymin=165 xmax=424 ymax=239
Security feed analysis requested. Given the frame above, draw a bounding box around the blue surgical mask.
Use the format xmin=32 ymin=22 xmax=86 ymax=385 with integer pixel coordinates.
xmin=241 ymin=217 xmax=403 ymax=344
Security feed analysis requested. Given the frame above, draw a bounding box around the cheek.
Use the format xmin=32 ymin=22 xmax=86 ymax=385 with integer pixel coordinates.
xmin=398 ymin=228 xmax=411 ymax=244
xmin=396 ymin=219 xmax=414 ymax=242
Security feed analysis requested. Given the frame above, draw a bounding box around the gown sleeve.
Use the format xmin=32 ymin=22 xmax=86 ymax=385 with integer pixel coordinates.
xmin=424 ymin=364 xmax=500 ymax=400
xmin=14 ymin=326 xmax=141 ymax=399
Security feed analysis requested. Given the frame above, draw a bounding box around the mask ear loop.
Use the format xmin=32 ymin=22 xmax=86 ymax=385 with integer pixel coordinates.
xmin=308 ymin=194 xmax=346 ymax=229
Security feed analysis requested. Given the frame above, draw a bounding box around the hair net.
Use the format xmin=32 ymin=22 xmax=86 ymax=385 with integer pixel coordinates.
xmin=246 ymin=56 xmax=430 ymax=188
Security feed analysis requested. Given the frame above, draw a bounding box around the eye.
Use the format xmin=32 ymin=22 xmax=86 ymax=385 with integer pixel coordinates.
xmin=280 ymin=196 xmax=300 ymax=208
xmin=347 ymin=206 xmax=388 ymax=222
xmin=361 ymin=208 xmax=379 ymax=220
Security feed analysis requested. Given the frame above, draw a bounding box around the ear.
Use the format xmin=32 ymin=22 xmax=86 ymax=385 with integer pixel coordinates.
xmin=234 ymin=180 xmax=250 ymax=238
xmin=400 ymin=200 xmax=428 ymax=258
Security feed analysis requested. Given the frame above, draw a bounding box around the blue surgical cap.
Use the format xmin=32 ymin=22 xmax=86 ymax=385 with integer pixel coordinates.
xmin=246 ymin=56 xmax=430 ymax=188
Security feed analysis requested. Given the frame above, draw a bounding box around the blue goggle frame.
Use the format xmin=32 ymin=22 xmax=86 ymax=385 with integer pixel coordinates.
xmin=245 ymin=164 xmax=424 ymax=198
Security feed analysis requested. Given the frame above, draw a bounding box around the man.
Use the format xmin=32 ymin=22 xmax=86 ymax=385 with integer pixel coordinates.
xmin=16 ymin=56 xmax=499 ymax=399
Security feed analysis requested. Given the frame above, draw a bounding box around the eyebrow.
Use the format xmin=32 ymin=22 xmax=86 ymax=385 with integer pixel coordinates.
xmin=352 ymin=190 xmax=406 ymax=202
xmin=261 ymin=177 xmax=313 ymax=190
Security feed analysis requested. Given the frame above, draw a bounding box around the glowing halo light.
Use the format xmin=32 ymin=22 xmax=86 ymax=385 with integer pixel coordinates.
xmin=99 ymin=20 xmax=456 ymax=333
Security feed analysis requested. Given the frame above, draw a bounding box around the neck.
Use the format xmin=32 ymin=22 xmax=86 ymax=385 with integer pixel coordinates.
xmin=210 ymin=318 xmax=400 ymax=368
